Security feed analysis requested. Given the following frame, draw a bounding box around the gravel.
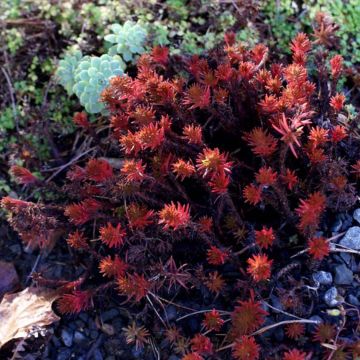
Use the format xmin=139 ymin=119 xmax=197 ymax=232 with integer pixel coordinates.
xmin=339 ymin=226 xmax=360 ymax=250
xmin=334 ymin=264 xmax=353 ymax=285
xmin=353 ymin=208 xmax=360 ymax=224
xmin=312 ymin=271 xmax=333 ymax=285
xmin=61 ymin=329 xmax=74 ymax=347
xmin=324 ymin=287 xmax=340 ymax=307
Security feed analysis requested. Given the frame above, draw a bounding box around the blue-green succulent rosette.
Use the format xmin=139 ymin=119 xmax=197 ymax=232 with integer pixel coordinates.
xmin=105 ymin=21 xmax=147 ymax=62
xmin=72 ymin=54 xmax=125 ymax=113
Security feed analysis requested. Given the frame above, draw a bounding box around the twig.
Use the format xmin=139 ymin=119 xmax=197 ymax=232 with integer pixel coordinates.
xmin=26 ymin=254 xmax=42 ymax=285
xmin=146 ymin=295 xmax=168 ymax=328
xmin=45 ymin=146 xmax=97 ymax=183
xmin=176 ymin=309 xmax=229 ymax=322
xmin=216 ymin=319 xmax=320 ymax=353
xmin=1 ymin=66 xmax=19 ymax=131
xmin=261 ymin=300 xmax=305 ymax=320
xmin=291 ymin=232 xmax=346 ymax=258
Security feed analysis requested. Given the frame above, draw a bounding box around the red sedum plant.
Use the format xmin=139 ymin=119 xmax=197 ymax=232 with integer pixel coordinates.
xmin=2 ymin=24 xmax=360 ymax=359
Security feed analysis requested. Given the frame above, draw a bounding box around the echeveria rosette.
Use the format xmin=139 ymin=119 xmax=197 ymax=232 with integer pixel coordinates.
xmin=72 ymin=54 xmax=125 ymax=113
xmin=56 ymin=50 xmax=83 ymax=95
xmin=105 ymin=21 xmax=148 ymax=62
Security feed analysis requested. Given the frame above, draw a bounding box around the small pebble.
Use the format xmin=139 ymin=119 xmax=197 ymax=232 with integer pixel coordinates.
xmin=79 ymin=313 xmax=89 ymax=322
xmin=101 ymin=308 xmax=119 ymax=322
xmin=165 ymin=305 xmax=177 ymax=321
xmin=339 ymin=226 xmax=360 ymax=250
xmin=73 ymin=330 xmax=87 ymax=344
xmin=61 ymin=329 xmax=73 ymax=347
xmin=57 ymin=348 xmax=72 ymax=360
xmin=94 ymin=349 xmax=104 ymax=360
xmin=90 ymin=330 xmax=99 ymax=340
xmin=324 ymin=287 xmax=340 ymax=307
xmin=312 ymin=271 xmax=333 ymax=285
xmin=331 ymin=218 xmax=343 ymax=233
xmin=334 ymin=264 xmax=353 ymax=285
xmin=353 ymin=208 xmax=360 ymax=224
xmin=348 ymin=294 xmax=360 ymax=306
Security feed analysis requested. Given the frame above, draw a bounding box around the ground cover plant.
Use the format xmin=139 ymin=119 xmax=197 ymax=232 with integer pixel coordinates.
xmin=1 ymin=12 xmax=360 ymax=358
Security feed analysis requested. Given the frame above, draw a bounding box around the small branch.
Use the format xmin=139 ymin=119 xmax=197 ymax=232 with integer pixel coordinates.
xmin=291 ymin=232 xmax=346 ymax=258
xmin=176 ymin=309 xmax=229 ymax=322
xmin=1 ymin=66 xmax=19 ymax=131
xmin=216 ymin=318 xmax=320 ymax=353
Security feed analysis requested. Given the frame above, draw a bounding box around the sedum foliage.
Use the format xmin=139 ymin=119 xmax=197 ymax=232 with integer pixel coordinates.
xmin=72 ymin=54 xmax=124 ymax=113
xmin=105 ymin=21 xmax=147 ymax=61
xmin=55 ymin=22 xmax=135 ymax=113
xmin=56 ymin=50 xmax=83 ymax=95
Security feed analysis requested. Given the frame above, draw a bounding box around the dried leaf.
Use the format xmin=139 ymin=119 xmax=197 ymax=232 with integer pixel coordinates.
xmin=0 ymin=287 xmax=60 ymax=347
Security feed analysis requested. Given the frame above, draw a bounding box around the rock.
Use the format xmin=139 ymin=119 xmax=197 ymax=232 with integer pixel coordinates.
xmin=73 ymin=330 xmax=87 ymax=344
xmin=334 ymin=264 xmax=353 ymax=285
xmin=331 ymin=218 xmax=343 ymax=232
xmin=112 ymin=318 xmax=124 ymax=331
xmin=270 ymin=295 xmax=283 ymax=312
xmin=353 ymin=208 xmax=360 ymax=224
xmin=131 ymin=346 xmax=144 ymax=359
xmin=165 ymin=305 xmax=177 ymax=321
xmin=339 ymin=226 xmax=360 ymax=250
xmin=188 ymin=317 xmax=200 ymax=333
xmin=324 ymin=287 xmax=340 ymax=307
xmin=79 ymin=313 xmax=89 ymax=322
xmin=90 ymin=330 xmax=99 ymax=340
xmin=274 ymin=328 xmax=284 ymax=342
xmin=307 ymin=315 xmax=322 ymax=332
xmin=9 ymin=244 xmax=21 ymax=254
xmin=312 ymin=271 xmax=333 ymax=285
xmin=101 ymin=308 xmax=119 ymax=322
xmin=61 ymin=328 xmax=73 ymax=347
xmin=0 ymin=261 xmax=19 ymax=298
xmin=340 ymin=213 xmax=353 ymax=231
xmin=169 ymin=356 xmax=180 ymax=360
xmin=51 ymin=336 xmax=61 ymax=347
xmin=57 ymin=348 xmax=72 ymax=360
xmin=348 ymin=294 xmax=360 ymax=306
xmin=94 ymin=349 xmax=104 ymax=360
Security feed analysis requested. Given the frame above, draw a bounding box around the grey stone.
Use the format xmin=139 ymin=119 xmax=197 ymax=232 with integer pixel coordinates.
xmin=75 ymin=319 xmax=85 ymax=328
xmin=73 ymin=330 xmax=87 ymax=344
xmin=274 ymin=328 xmax=284 ymax=342
xmin=339 ymin=226 xmax=360 ymax=250
xmin=334 ymin=264 xmax=353 ymax=285
xmin=307 ymin=315 xmax=322 ymax=331
xmin=90 ymin=330 xmax=99 ymax=340
xmin=101 ymin=308 xmax=119 ymax=322
xmin=9 ymin=244 xmax=21 ymax=254
xmin=324 ymin=287 xmax=340 ymax=307
xmin=57 ymin=348 xmax=72 ymax=360
xmin=61 ymin=328 xmax=73 ymax=347
xmin=340 ymin=214 xmax=353 ymax=231
xmin=169 ymin=356 xmax=180 ymax=360
xmin=132 ymin=347 xmax=144 ymax=358
xmin=270 ymin=295 xmax=283 ymax=312
xmin=79 ymin=313 xmax=89 ymax=322
xmin=112 ymin=318 xmax=124 ymax=331
xmin=331 ymin=218 xmax=343 ymax=232
xmin=165 ymin=305 xmax=177 ymax=321
xmin=312 ymin=271 xmax=333 ymax=285
xmin=348 ymin=294 xmax=360 ymax=306
xmin=353 ymin=208 xmax=360 ymax=224
xmin=94 ymin=350 xmax=104 ymax=360
xmin=51 ymin=336 xmax=61 ymax=347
